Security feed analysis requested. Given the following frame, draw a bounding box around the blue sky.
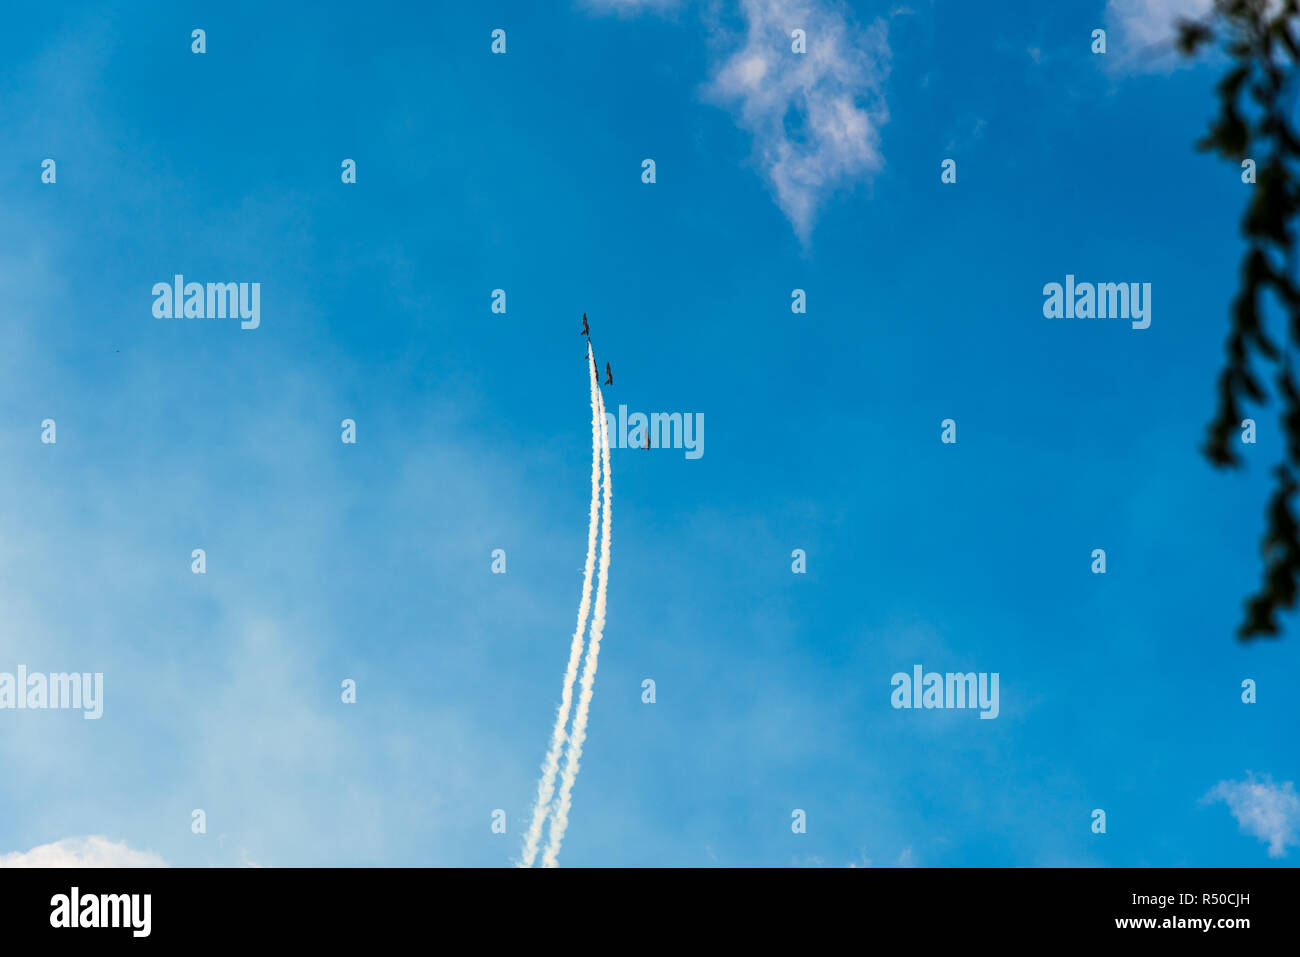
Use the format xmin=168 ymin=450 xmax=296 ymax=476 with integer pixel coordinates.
xmin=0 ymin=0 xmax=1297 ymax=867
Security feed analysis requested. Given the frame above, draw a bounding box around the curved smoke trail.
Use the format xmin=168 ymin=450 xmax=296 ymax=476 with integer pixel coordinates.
xmin=542 ymin=380 xmax=612 ymax=867
xmin=518 ymin=349 xmax=603 ymax=868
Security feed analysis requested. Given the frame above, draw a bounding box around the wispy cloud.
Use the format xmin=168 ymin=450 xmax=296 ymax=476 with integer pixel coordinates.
xmin=578 ymin=0 xmax=891 ymax=241
xmin=1205 ymin=773 xmax=1300 ymax=858
xmin=704 ymin=0 xmax=890 ymax=242
xmin=1103 ymin=0 xmax=1213 ymax=72
xmin=0 ymin=836 xmax=167 ymax=868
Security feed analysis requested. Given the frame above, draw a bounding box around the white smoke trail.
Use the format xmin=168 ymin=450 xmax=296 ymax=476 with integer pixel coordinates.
xmin=541 ymin=379 xmax=613 ymax=867
xmin=518 ymin=347 xmax=603 ymax=868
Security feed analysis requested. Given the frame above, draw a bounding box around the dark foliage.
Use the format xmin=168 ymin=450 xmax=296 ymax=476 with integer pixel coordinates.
xmin=1179 ymin=0 xmax=1300 ymax=638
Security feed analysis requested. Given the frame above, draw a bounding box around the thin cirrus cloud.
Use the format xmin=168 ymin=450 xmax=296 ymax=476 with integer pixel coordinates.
xmin=704 ymin=0 xmax=890 ymax=242
xmin=1204 ymin=773 xmax=1300 ymax=859
xmin=0 ymin=836 xmax=167 ymax=868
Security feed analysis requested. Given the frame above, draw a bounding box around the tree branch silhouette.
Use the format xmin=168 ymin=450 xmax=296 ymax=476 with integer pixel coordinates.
xmin=1180 ymin=0 xmax=1300 ymax=638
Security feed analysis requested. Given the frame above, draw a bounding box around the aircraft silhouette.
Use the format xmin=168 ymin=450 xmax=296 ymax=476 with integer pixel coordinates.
xmin=604 ymin=362 xmax=613 ymax=386
xmin=580 ymin=313 xmax=590 ymax=336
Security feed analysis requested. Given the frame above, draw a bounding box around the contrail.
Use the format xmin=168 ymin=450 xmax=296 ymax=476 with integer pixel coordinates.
xmin=518 ymin=347 xmax=602 ymax=868
xmin=542 ymin=377 xmax=613 ymax=867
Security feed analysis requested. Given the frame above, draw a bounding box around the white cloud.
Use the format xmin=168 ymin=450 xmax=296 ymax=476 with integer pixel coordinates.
xmin=1103 ymin=0 xmax=1213 ymax=72
xmin=704 ymin=0 xmax=890 ymax=242
xmin=0 ymin=836 xmax=167 ymax=868
xmin=1205 ymin=773 xmax=1300 ymax=859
